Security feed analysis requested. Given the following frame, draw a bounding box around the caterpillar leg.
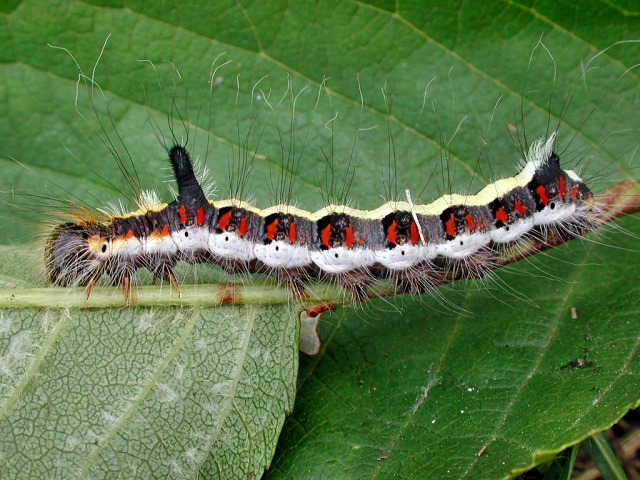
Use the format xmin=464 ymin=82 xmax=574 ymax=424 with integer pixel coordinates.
xmin=84 ymin=275 xmax=98 ymax=300
xmin=267 ymin=267 xmax=311 ymax=300
xmin=333 ymin=269 xmax=373 ymax=303
xmin=347 ymin=283 xmax=370 ymax=303
xmin=105 ymin=264 xmax=136 ymax=303
xmin=122 ymin=275 xmax=132 ymax=303
xmin=283 ymin=275 xmax=308 ymax=301
xmin=149 ymin=261 xmax=181 ymax=296
xmin=161 ymin=267 xmax=181 ymax=296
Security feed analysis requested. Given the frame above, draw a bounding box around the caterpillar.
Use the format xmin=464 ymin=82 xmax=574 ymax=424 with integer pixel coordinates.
xmin=37 ymin=42 xmax=638 ymax=307
xmin=44 ymin=131 xmax=599 ymax=302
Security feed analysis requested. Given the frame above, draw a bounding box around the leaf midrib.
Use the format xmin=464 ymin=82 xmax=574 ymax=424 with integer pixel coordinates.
xmin=191 ymin=306 xmax=258 ymax=478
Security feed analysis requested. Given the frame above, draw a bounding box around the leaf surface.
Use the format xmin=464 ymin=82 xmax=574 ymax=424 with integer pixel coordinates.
xmin=0 ymin=1 xmax=638 ymax=479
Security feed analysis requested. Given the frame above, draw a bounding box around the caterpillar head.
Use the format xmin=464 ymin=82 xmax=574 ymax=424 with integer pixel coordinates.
xmin=45 ymin=223 xmax=105 ymax=287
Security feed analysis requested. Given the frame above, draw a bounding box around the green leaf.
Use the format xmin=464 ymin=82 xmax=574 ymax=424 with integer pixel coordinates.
xmin=1 ymin=1 xmax=639 ymax=479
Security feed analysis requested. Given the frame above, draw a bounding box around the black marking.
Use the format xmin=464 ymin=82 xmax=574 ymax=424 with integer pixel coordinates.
xmin=317 ymin=213 xmax=352 ymax=250
xmin=263 ymin=213 xmax=295 ymax=244
xmin=489 ymin=187 xmax=536 ymax=228
xmin=382 ymin=211 xmax=415 ymax=248
xmin=528 ymin=152 xmax=563 ymax=211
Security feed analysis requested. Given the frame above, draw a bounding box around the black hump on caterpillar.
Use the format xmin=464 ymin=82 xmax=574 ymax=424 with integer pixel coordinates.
xmin=169 ymin=145 xmax=207 ymax=207
xmin=527 ymin=152 xmax=593 ymax=212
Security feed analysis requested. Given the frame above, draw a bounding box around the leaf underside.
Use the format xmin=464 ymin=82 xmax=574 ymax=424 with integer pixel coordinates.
xmin=0 ymin=299 xmax=298 ymax=478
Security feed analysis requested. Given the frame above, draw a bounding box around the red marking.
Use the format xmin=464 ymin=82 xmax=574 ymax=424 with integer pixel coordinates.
xmin=238 ymin=217 xmax=247 ymax=237
xmin=196 ymin=207 xmax=205 ymax=226
xmin=345 ymin=225 xmax=355 ymax=249
xmin=305 ymin=304 xmax=336 ymax=318
xmin=218 ymin=211 xmax=232 ymax=231
xmin=536 ymin=185 xmax=549 ymax=205
xmin=558 ymin=175 xmax=567 ymax=199
xmin=571 ymin=187 xmax=578 ymax=199
xmin=445 ymin=213 xmax=456 ymax=238
xmin=358 ymin=237 xmax=364 ymax=246
xmin=300 ymin=234 xmax=306 ymax=243
xmin=465 ymin=214 xmax=476 ymax=232
xmin=320 ymin=224 xmax=332 ymax=248
xmin=125 ymin=229 xmax=134 ymax=239
xmin=161 ymin=225 xmax=170 ymax=236
xmin=410 ymin=222 xmax=419 ymax=245
xmin=178 ymin=205 xmax=187 ymax=225
xmin=495 ymin=207 xmax=508 ymax=223
xmin=266 ymin=218 xmax=278 ymax=241
xmin=386 ymin=220 xmax=398 ymax=245
xmin=288 ymin=222 xmax=297 ymax=244
xmin=514 ymin=200 xmax=527 ymax=216
xmin=477 ymin=219 xmax=484 ymax=229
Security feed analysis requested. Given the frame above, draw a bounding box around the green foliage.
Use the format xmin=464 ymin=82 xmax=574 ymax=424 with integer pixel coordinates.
xmin=0 ymin=1 xmax=638 ymax=478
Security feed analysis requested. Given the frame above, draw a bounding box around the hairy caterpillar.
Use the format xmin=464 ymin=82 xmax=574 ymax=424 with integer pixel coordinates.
xmin=45 ymin=132 xmax=599 ymax=302
xmin=32 ymin=40 xmax=639 ymax=308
